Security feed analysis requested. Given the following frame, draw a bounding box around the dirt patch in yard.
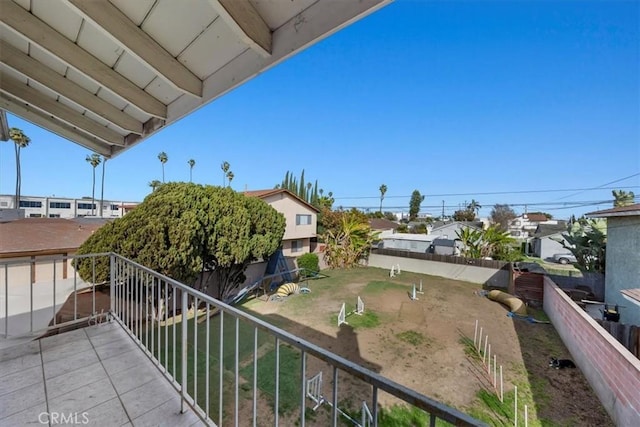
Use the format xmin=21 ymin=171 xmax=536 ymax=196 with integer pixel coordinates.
xmin=244 ymin=268 xmax=612 ymax=426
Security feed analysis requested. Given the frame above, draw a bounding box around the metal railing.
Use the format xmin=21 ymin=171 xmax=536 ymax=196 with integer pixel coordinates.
xmin=1 ymin=253 xmax=110 ymax=338
xmin=1 ymin=253 xmax=484 ymax=426
xmin=108 ymin=253 xmax=485 ymax=427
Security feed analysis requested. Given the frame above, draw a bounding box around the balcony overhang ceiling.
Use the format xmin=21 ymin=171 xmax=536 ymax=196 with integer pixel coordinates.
xmin=0 ymin=0 xmax=389 ymax=158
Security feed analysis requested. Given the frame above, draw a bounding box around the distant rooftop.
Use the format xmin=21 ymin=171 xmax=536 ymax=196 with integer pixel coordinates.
xmin=586 ymin=203 xmax=640 ymax=218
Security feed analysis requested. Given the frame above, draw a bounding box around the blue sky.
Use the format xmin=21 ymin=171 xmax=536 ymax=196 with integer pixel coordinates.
xmin=1 ymin=0 xmax=638 ymax=219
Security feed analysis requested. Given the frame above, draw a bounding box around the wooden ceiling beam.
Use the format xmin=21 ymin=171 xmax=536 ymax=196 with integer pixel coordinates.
xmin=0 ymin=0 xmax=167 ymax=118
xmin=0 ymin=94 xmax=113 ymax=157
xmin=209 ymin=0 xmax=272 ymax=56
xmin=67 ymin=0 xmax=202 ymax=98
xmin=0 ymin=72 xmax=126 ymax=146
xmin=0 ymin=41 xmax=143 ymax=134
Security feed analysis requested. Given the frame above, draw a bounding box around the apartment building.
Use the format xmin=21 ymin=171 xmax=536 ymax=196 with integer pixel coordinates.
xmin=0 ymin=194 xmax=139 ymax=219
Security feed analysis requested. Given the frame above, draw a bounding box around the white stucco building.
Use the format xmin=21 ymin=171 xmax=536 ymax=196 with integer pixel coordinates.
xmin=0 ymin=194 xmax=138 ymax=219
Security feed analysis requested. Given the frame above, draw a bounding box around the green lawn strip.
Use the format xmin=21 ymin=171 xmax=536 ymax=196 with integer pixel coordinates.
xmin=239 ymin=344 xmax=302 ymax=416
xmin=152 ymin=311 xmax=271 ymax=419
xmin=362 ymin=280 xmax=408 ymax=295
xmin=328 ymin=303 xmax=380 ymax=329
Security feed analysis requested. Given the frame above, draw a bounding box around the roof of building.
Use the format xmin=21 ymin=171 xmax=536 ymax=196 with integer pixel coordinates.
xmin=369 ymin=218 xmax=399 ymax=230
xmin=533 ymin=224 xmax=567 ymax=238
xmin=524 ymin=214 xmax=549 ymax=222
xmin=431 ymin=221 xmax=482 ymax=232
xmin=432 ymin=238 xmax=455 ymax=247
xmin=0 ymin=218 xmax=104 ymax=257
xmin=0 ymin=1 xmax=389 ymax=157
xmin=586 ymin=204 xmax=640 ymax=218
xmin=621 ymin=289 xmax=640 ymax=307
xmin=243 ymin=189 xmax=320 ymax=213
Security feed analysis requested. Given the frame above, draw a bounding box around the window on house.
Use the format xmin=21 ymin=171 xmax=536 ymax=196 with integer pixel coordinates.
xmin=49 ymin=214 xmax=61 ymax=218
xmin=110 ymin=205 xmax=120 ymax=210
xmin=291 ymin=240 xmax=303 ymax=253
xmin=296 ymin=214 xmax=312 ymax=225
xmin=49 ymin=202 xmax=71 ymax=209
xmin=78 ymin=203 xmax=96 ymax=210
xmin=0 ymin=201 xmax=8 ymax=207
xmin=19 ymin=200 xmax=42 ymax=208
xmin=29 ymin=213 xmax=42 ymax=217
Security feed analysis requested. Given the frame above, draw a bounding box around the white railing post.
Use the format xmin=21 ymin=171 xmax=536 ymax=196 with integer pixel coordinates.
xmin=181 ymin=290 xmax=188 ymax=414
xmin=110 ymin=254 xmax=115 ymax=317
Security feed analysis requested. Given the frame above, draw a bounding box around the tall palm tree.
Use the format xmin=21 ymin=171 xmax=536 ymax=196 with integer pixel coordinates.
xmin=226 ymin=171 xmax=234 ymax=187
xmin=85 ymin=153 xmax=101 ymax=216
xmin=221 ymin=161 xmax=230 ymax=186
xmin=379 ymin=184 xmax=387 ymax=213
xmin=149 ymin=180 xmax=162 ymax=192
xmin=99 ymin=158 xmax=107 ymax=216
xmin=158 ymin=152 xmax=168 ymax=182
xmin=467 ymin=199 xmax=482 ymax=217
xmin=188 ymin=159 xmax=196 ymax=182
xmin=8 ymin=128 xmax=31 ymax=209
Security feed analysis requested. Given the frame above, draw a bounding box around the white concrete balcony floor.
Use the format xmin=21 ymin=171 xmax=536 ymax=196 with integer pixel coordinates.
xmin=0 ymin=322 xmax=204 ymax=427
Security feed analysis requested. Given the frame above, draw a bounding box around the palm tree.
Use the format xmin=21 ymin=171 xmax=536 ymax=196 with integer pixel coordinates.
xmin=379 ymin=184 xmax=387 ymax=213
xmin=157 ymin=152 xmax=168 ymax=182
xmin=188 ymin=159 xmax=196 ymax=182
xmin=8 ymin=128 xmax=31 ymax=209
xmin=149 ymin=180 xmax=162 ymax=192
xmin=226 ymin=171 xmax=234 ymax=187
xmin=221 ymin=161 xmax=230 ymax=186
xmin=85 ymin=153 xmax=101 ymax=216
xmin=612 ymin=190 xmax=635 ymax=207
xmin=99 ymin=158 xmax=107 ymax=216
xmin=467 ymin=199 xmax=482 ymax=217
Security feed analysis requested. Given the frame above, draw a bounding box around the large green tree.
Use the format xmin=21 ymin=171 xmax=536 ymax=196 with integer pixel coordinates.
xmin=556 ymin=219 xmax=607 ymax=273
xmin=409 ymin=190 xmax=424 ymax=221
xmin=490 ymin=204 xmax=516 ymax=231
xmin=85 ymin=153 xmax=101 ymax=216
xmin=75 ymin=183 xmax=286 ymax=301
xmin=8 ymin=128 xmax=31 ymax=208
xmin=321 ymin=209 xmax=378 ymax=269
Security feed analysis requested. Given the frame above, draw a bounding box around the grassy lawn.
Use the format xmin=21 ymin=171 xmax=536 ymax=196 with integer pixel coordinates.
xmin=131 ymin=266 xmax=608 ymax=426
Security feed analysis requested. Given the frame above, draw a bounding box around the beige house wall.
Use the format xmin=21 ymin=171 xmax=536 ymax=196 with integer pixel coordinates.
xmin=259 ymin=193 xmax=317 ymax=257
xmin=0 ymin=255 xmax=77 ymax=287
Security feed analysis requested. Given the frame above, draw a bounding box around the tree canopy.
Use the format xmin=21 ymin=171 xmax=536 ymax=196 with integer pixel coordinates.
xmin=75 ymin=183 xmax=286 ymax=300
xmin=556 ymin=219 xmax=606 ymax=273
xmin=612 ymin=189 xmax=635 ymax=207
xmin=490 ymin=204 xmax=517 ymax=231
xmin=409 ymin=190 xmax=424 ymax=221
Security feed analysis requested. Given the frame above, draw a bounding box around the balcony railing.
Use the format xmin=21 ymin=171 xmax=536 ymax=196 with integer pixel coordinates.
xmin=1 ymin=253 xmax=486 ymax=427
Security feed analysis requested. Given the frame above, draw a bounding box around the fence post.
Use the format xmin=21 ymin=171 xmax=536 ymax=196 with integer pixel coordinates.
xmin=181 ymin=290 xmax=188 ymax=413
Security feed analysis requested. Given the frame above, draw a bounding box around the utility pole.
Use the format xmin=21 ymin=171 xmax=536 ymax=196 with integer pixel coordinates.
xmin=442 ymin=200 xmax=445 ymax=219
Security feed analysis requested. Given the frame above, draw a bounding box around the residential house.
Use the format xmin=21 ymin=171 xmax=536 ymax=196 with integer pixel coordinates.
xmin=0 ymin=217 xmax=107 ymax=285
xmin=587 ymin=204 xmax=640 ymax=325
xmin=508 ymin=213 xmax=560 ymax=239
xmin=244 ymin=189 xmax=319 ymax=257
xmin=369 ymin=218 xmax=400 ymax=239
xmin=428 ymin=221 xmax=483 ymax=239
xmin=379 ymin=233 xmax=432 ymax=253
xmin=530 ymin=224 xmax=569 ymax=260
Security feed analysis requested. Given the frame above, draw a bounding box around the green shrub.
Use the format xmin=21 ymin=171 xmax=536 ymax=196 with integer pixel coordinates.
xmin=298 ymin=253 xmax=319 ymax=276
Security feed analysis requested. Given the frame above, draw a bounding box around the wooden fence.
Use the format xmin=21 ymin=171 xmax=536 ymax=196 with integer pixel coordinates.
xmin=373 ymin=248 xmax=508 ymax=270
xmin=596 ymin=320 xmax=640 ymax=359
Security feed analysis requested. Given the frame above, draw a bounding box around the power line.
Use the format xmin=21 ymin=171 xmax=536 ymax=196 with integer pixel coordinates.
xmin=553 ymin=172 xmax=640 ymax=201
xmin=333 ymin=184 xmax=640 ymax=200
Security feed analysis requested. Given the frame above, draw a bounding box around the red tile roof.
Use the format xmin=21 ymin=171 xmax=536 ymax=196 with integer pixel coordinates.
xmin=525 ymin=214 xmax=549 ymax=222
xmin=369 ymin=218 xmax=399 ymax=230
xmin=0 ymin=218 xmax=105 ymax=257
xmin=243 ymin=189 xmax=320 ymax=212
xmin=586 ymin=203 xmax=640 ymax=218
